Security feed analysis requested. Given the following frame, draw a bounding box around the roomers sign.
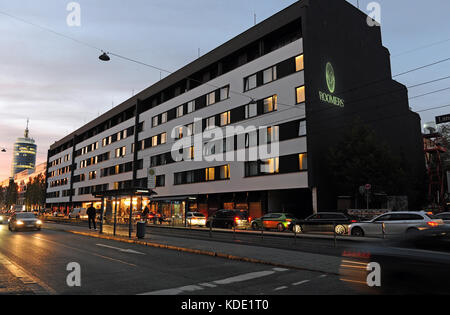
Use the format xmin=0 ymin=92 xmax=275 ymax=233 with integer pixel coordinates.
xmin=318 ymin=62 xmax=345 ymax=108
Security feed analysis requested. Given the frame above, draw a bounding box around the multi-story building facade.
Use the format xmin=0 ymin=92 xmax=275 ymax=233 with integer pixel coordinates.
xmin=11 ymin=121 xmax=37 ymax=177
xmin=45 ymin=0 xmax=424 ymax=221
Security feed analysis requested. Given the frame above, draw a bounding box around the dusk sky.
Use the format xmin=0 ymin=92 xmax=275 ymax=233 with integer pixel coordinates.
xmin=1 ymin=0 xmax=450 ymax=179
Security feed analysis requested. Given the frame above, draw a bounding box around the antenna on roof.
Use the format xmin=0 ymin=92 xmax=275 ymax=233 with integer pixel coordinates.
xmin=254 ymin=13 xmax=257 ymax=26
xmin=24 ymin=118 xmax=30 ymax=138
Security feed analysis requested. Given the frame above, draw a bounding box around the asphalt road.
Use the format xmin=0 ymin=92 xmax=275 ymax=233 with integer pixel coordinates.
xmin=0 ymin=224 xmax=358 ymax=295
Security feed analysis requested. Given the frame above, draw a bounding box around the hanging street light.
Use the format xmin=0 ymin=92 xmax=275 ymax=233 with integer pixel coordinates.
xmin=99 ymin=52 xmax=110 ymax=62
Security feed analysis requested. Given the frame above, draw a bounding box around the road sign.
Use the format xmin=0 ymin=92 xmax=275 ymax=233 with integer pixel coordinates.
xmin=436 ymin=114 xmax=450 ymax=125
xmin=365 ymin=184 xmax=372 ymax=190
xmin=147 ymin=168 xmax=156 ymax=189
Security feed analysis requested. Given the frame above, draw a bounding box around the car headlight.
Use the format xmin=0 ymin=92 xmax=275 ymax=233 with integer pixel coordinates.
xmin=16 ymin=220 xmax=24 ymax=225
xmin=36 ymin=220 xmax=42 ymax=225
xmin=0 ymin=216 xmax=3 ymax=221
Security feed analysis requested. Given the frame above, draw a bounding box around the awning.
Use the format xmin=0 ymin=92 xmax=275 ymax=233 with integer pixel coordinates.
xmin=151 ymin=195 xmax=198 ymax=202
xmin=92 ymin=188 xmax=157 ymax=198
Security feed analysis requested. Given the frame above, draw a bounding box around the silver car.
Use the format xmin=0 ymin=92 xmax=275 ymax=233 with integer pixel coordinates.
xmin=8 ymin=212 xmax=43 ymax=231
xmin=348 ymin=211 xmax=443 ymax=237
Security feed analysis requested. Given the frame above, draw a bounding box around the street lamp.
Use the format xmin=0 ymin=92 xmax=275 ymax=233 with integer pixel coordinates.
xmin=99 ymin=52 xmax=110 ymax=62
xmin=1 ymin=148 xmax=6 ymax=153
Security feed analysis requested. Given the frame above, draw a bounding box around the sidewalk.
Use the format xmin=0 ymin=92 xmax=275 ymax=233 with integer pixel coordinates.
xmin=44 ymin=222 xmax=354 ymax=275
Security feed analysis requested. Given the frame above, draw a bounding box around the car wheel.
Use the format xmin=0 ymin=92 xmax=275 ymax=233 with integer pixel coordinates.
xmin=335 ymin=225 xmax=347 ymax=235
xmin=277 ymin=223 xmax=285 ymax=232
xmin=351 ymin=227 xmax=364 ymax=237
xmin=293 ymin=224 xmax=302 ymax=234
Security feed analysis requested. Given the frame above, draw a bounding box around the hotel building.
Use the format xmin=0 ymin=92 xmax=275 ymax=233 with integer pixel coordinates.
xmin=45 ymin=0 xmax=424 ymax=222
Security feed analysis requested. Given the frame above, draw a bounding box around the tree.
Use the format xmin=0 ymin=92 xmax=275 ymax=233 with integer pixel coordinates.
xmin=24 ymin=174 xmax=46 ymax=210
xmin=328 ymin=120 xmax=407 ymax=202
xmin=5 ymin=181 xmax=18 ymax=209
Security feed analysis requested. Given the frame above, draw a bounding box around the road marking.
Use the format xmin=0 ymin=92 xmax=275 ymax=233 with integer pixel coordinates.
xmin=274 ymin=286 xmax=288 ymax=291
xmin=31 ymin=236 xmax=137 ymax=268
xmin=96 ymin=244 xmax=146 ymax=255
xmin=318 ymin=274 xmax=327 ymax=279
xmin=139 ymin=268 xmax=285 ymax=295
xmin=0 ymin=252 xmax=56 ymax=295
xmin=293 ymin=280 xmax=310 ymax=286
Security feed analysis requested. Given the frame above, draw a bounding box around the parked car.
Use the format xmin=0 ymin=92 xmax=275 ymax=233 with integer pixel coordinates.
xmin=340 ymin=226 xmax=450 ymax=294
xmin=348 ymin=211 xmax=444 ymax=237
xmin=68 ymin=208 xmax=88 ymax=220
xmin=206 ymin=209 xmax=250 ymax=229
xmin=289 ymin=212 xmax=359 ymax=235
xmin=8 ymin=212 xmax=42 ymax=231
xmin=435 ymin=212 xmax=450 ymax=225
xmin=186 ymin=212 xmax=207 ymax=227
xmin=251 ymin=213 xmax=297 ymax=232
xmin=0 ymin=212 xmax=7 ymax=224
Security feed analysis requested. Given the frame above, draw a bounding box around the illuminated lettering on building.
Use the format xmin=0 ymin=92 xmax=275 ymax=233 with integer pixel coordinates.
xmin=319 ymin=62 xmax=345 ymax=108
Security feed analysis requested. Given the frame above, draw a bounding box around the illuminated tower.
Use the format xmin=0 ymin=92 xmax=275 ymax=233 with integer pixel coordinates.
xmin=11 ymin=119 xmax=37 ymax=177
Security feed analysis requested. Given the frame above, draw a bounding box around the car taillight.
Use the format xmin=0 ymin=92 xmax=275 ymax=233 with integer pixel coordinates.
xmin=235 ymin=217 xmax=240 ymax=222
xmin=350 ymin=220 xmax=357 ymax=223
xmin=428 ymin=221 xmax=439 ymax=227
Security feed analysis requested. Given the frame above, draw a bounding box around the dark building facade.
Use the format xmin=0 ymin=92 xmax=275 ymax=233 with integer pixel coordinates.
xmin=45 ymin=0 xmax=424 ymax=220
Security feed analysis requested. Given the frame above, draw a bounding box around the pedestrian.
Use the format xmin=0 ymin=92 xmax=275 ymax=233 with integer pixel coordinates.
xmin=87 ymin=204 xmax=97 ymax=230
xmin=142 ymin=206 xmax=150 ymax=223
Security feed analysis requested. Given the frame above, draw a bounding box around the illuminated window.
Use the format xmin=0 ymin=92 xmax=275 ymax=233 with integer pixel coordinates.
xmin=244 ymin=74 xmax=257 ymax=91
xmin=161 ymin=133 xmax=167 ymax=144
xmin=220 ymin=111 xmax=231 ymax=126
xmin=186 ymin=123 xmax=193 ymax=136
xmin=263 ymin=66 xmax=277 ymax=84
xmin=267 ymin=126 xmax=279 ymax=144
xmin=152 ymin=136 xmax=158 ymax=147
xmin=206 ymin=117 xmax=215 ymax=130
xmin=299 ymin=153 xmax=308 ymax=171
xmin=161 ymin=112 xmax=168 ymax=124
xmin=152 ymin=116 xmax=159 ymax=127
xmin=176 ymin=127 xmax=184 ymax=139
xmin=263 ymin=95 xmax=278 ymax=113
xmin=262 ymin=158 xmax=279 ymax=174
xmin=296 ymin=86 xmax=306 ymax=104
xmin=205 ymin=167 xmax=215 ymax=181
xmin=219 ymin=165 xmax=230 ymax=180
xmin=295 ymin=55 xmax=304 ymax=72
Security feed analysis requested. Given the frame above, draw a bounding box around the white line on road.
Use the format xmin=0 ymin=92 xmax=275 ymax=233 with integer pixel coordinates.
xmin=293 ymin=280 xmax=310 ymax=286
xmin=96 ymin=244 xmax=146 ymax=255
xmin=139 ymin=268 xmax=287 ymax=295
xmin=274 ymin=286 xmax=288 ymax=291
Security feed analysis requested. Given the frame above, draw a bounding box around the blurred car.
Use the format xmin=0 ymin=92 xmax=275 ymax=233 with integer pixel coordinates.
xmin=206 ymin=209 xmax=250 ymax=229
xmin=8 ymin=212 xmax=42 ymax=232
xmin=435 ymin=212 xmax=450 ymax=225
xmin=289 ymin=212 xmax=358 ymax=235
xmin=68 ymin=208 xmax=88 ymax=219
xmin=340 ymin=226 xmax=450 ymax=294
xmin=0 ymin=213 xmax=7 ymax=224
xmin=186 ymin=212 xmax=207 ymax=227
xmin=251 ymin=213 xmax=297 ymax=232
xmin=348 ymin=211 xmax=443 ymax=237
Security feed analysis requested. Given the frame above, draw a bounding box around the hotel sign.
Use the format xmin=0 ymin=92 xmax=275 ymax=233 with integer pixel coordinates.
xmin=319 ymin=62 xmax=345 ymax=108
xmin=436 ymin=114 xmax=450 ymax=125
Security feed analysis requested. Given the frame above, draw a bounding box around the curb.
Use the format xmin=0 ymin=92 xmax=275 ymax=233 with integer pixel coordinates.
xmin=65 ymin=230 xmax=340 ymax=276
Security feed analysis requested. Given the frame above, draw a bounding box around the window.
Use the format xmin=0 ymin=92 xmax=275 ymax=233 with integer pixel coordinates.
xmin=89 ymin=171 xmax=97 ymax=180
xmin=187 ymin=100 xmax=195 ymax=113
xmin=263 ymin=66 xmax=277 ymax=84
xmin=220 ymin=86 xmax=229 ymax=101
xmin=176 ymin=105 xmax=184 ymax=118
xmin=299 ymin=153 xmax=307 ymax=171
xmin=207 ymin=92 xmax=216 ymax=106
xmin=186 ymin=123 xmax=193 ymax=136
xmin=296 ymin=86 xmax=306 ymax=104
xmin=152 ymin=136 xmax=158 ymax=147
xmin=299 ymin=120 xmax=307 ymax=136
xmin=115 ymin=146 xmax=126 ymax=158
xmin=152 ymin=116 xmax=159 ymax=127
xmin=206 ymin=117 xmax=215 ymax=130
xmin=220 ymin=111 xmax=231 ymax=126
xmin=161 ymin=133 xmax=167 ymax=144
xmin=156 ymin=175 xmax=165 ymax=187
xmin=261 ymin=158 xmax=279 ymax=174
xmin=245 ymin=161 xmax=259 ymax=177
xmin=244 ymin=74 xmax=257 ymax=91
xmin=245 ymin=103 xmax=257 ymax=119
xmin=296 ymin=55 xmax=304 ymax=72
xmin=267 ymin=126 xmax=279 ymax=144
xmin=161 ymin=112 xmax=168 ymax=124
xmin=219 ymin=165 xmax=230 ymax=180
xmin=205 ymin=167 xmax=215 ymax=181
xmin=176 ymin=127 xmax=184 ymax=139
xmin=263 ymin=95 xmax=278 ymax=113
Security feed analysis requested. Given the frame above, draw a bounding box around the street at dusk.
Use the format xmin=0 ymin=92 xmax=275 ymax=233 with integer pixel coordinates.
xmin=1 ymin=0 xmax=450 ymax=306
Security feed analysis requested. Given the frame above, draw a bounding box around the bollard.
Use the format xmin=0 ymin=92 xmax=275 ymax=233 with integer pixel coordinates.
xmin=209 ymin=222 xmax=212 ymax=238
xmin=233 ymin=223 xmax=236 ymax=240
xmin=261 ymin=225 xmax=264 ymax=241
xmin=333 ymin=221 xmax=337 ymax=248
xmin=382 ymin=223 xmax=386 ymax=239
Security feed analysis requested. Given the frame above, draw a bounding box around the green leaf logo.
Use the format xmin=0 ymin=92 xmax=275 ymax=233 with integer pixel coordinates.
xmin=326 ymin=62 xmax=335 ymax=94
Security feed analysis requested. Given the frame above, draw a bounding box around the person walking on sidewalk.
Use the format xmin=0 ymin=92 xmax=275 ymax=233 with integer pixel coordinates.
xmin=87 ymin=204 xmax=97 ymax=230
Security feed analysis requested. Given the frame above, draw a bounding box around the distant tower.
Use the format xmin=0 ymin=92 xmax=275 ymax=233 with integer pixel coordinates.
xmin=11 ymin=119 xmax=37 ymax=177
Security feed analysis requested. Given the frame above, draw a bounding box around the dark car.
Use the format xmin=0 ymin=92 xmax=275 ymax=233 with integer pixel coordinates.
xmin=8 ymin=212 xmax=43 ymax=232
xmin=251 ymin=213 xmax=297 ymax=232
xmin=289 ymin=212 xmax=358 ymax=235
xmin=206 ymin=209 xmax=250 ymax=229
xmin=340 ymin=227 xmax=450 ymax=294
